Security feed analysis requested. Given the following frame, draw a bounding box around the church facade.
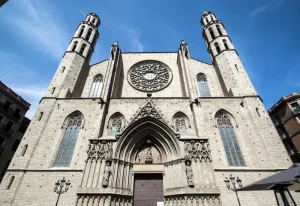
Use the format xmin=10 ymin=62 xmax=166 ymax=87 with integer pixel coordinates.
xmin=0 ymin=11 xmax=297 ymax=206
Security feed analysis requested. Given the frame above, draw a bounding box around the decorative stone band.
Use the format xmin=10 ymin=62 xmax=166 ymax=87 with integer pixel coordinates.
xmin=164 ymin=194 xmax=221 ymax=206
xmin=76 ymin=194 xmax=132 ymax=206
xmin=183 ymin=139 xmax=212 ymax=162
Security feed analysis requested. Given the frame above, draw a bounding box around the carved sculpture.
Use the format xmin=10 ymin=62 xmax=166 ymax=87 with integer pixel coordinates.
xmin=145 ymin=147 xmax=153 ymax=164
xmin=180 ymin=40 xmax=190 ymax=59
xmin=102 ymin=161 xmax=111 ymax=187
xmin=87 ymin=141 xmax=113 ymax=161
xmin=185 ymin=160 xmax=194 ymax=187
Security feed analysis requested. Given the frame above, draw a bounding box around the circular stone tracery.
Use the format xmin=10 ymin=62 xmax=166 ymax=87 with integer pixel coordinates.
xmin=127 ymin=60 xmax=173 ymax=92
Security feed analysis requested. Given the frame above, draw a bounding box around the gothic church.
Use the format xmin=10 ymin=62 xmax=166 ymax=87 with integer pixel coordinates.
xmin=0 ymin=11 xmax=296 ymax=206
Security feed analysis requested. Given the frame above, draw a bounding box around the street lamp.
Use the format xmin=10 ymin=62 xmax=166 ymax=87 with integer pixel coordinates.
xmin=224 ymin=174 xmax=243 ymax=206
xmin=54 ymin=177 xmax=71 ymax=206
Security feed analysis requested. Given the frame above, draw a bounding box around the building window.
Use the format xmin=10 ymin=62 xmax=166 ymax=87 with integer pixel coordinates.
xmin=173 ymin=112 xmax=188 ymax=136
xmin=6 ymin=175 xmax=15 ymax=190
xmin=61 ymin=66 xmax=65 ymax=73
xmin=215 ymin=42 xmax=221 ymax=53
xmin=217 ymin=112 xmax=245 ymax=167
xmin=11 ymin=140 xmax=20 ymax=152
xmin=256 ymin=108 xmax=260 ymax=117
xmin=223 ymin=39 xmax=229 ymax=50
xmin=235 ymin=64 xmax=238 ymax=71
xmin=13 ymin=108 xmax=21 ymax=119
xmin=196 ymin=73 xmax=211 ymax=97
xmin=111 ymin=117 xmax=122 ymax=136
xmin=3 ymin=100 xmax=11 ymax=111
xmin=21 ymin=144 xmax=28 ymax=156
xmin=216 ymin=25 xmax=222 ymax=36
xmin=79 ymin=44 xmax=86 ymax=55
xmin=86 ymin=28 xmax=92 ymax=41
xmin=38 ymin=112 xmax=44 ymax=121
xmin=89 ymin=75 xmax=103 ymax=98
xmin=209 ymin=28 xmax=215 ymax=39
xmin=205 ymin=17 xmax=209 ymax=24
xmin=290 ymin=102 xmax=300 ymax=113
xmin=3 ymin=121 xmax=14 ymax=133
xmin=71 ymin=41 xmax=78 ymax=52
xmin=78 ymin=26 xmax=85 ymax=37
xmin=54 ymin=113 xmax=83 ymax=167
xmin=92 ymin=18 xmax=95 ymax=24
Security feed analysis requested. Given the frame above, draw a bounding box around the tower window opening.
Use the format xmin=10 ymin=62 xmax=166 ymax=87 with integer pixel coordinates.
xmin=78 ymin=26 xmax=85 ymax=37
xmin=205 ymin=17 xmax=209 ymax=24
xmin=87 ymin=17 xmax=90 ymax=22
xmin=92 ymin=18 xmax=95 ymax=24
xmin=71 ymin=41 xmax=78 ymax=52
xmin=235 ymin=64 xmax=238 ymax=71
xmin=215 ymin=42 xmax=221 ymax=54
xmin=79 ymin=44 xmax=86 ymax=55
xmin=51 ymin=87 xmax=56 ymax=94
xmin=21 ymin=144 xmax=28 ymax=156
xmin=6 ymin=175 xmax=15 ymax=190
xmin=38 ymin=112 xmax=44 ymax=121
xmin=86 ymin=28 xmax=92 ymax=41
xmin=209 ymin=28 xmax=215 ymax=39
xmin=256 ymin=108 xmax=260 ymax=117
xmin=217 ymin=25 xmax=222 ymax=36
xmin=210 ymin=15 xmax=214 ymax=22
xmin=223 ymin=39 xmax=229 ymax=50
xmin=61 ymin=66 xmax=65 ymax=73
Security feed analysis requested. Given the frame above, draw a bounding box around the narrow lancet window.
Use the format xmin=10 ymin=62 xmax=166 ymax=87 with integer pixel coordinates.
xmin=217 ymin=25 xmax=222 ymax=36
xmin=209 ymin=28 xmax=215 ymax=39
xmin=79 ymin=44 xmax=86 ymax=55
xmin=217 ymin=112 xmax=245 ymax=167
xmin=78 ymin=26 xmax=85 ymax=37
xmin=38 ymin=112 xmax=43 ymax=121
xmin=174 ymin=113 xmax=187 ymax=135
xmin=54 ymin=113 xmax=82 ymax=167
xmin=111 ymin=117 xmax=122 ymax=136
xmin=51 ymin=87 xmax=56 ymax=94
xmin=6 ymin=176 xmax=15 ymax=190
xmin=21 ymin=144 xmax=28 ymax=156
xmin=223 ymin=39 xmax=229 ymax=50
xmin=215 ymin=42 xmax=221 ymax=53
xmin=89 ymin=75 xmax=103 ymax=98
xmin=71 ymin=41 xmax=78 ymax=52
xmin=86 ymin=28 xmax=92 ymax=41
xmin=197 ymin=73 xmax=211 ymax=97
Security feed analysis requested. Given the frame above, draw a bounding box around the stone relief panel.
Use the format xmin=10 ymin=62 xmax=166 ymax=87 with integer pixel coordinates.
xmin=184 ymin=140 xmax=211 ymax=162
xmin=87 ymin=140 xmax=113 ymax=161
xmin=127 ymin=60 xmax=173 ymax=92
xmin=135 ymin=141 xmax=162 ymax=164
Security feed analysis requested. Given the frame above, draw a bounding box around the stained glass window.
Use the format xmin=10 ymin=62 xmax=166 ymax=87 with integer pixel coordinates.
xmin=111 ymin=117 xmax=122 ymax=136
xmin=174 ymin=113 xmax=187 ymax=136
xmin=217 ymin=112 xmax=245 ymax=167
xmin=89 ymin=75 xmax=103 ymax=98
xmin=54 ymin=114 xmax=82 ymax=167
xmin=197 ymin=73 xmax=211 ymax=97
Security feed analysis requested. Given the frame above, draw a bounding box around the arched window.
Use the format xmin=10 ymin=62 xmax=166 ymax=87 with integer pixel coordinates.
xmin=205 ymin=17 xmax=209 ymax=24
xmin=89 ymin=75 xmax=103 ymax=97
xmin=38 ymin=112 xmax=43 ymax=121
xmin=92 ymin=18 xmax=95 ymax=24
xmin=54 ymin=112 xmax=83 ymax=167
xmin=78 ymin=26 xmax=85 ymax=37
xmin=71 ymin=41 xmax=78 ymax=52
xmin=79 ymin=44 xmax=86 ymax=55
xmin=196 ymin=73 xmax=211 ymax=97
xmin=216 ymin=112 xmax=245 ymax=167
xmin=108 ymin=113 xmax=125 ymax=136
xmin=216 ymin=25 xmax=222 ymax=36
xmin=86 ymin=28 xmax=92 ymax=41
xmin=173 ymin=112 xmax=188 ymax=136
xmin=223 ymin=39 xmax=229 ymax=50
xmin=209 ymin=28 xmax=215 ymax=39
xmin=215 ymin=42 xmax=221 ymax=53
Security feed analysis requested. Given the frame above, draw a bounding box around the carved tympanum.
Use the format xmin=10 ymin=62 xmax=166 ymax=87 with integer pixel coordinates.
xmin=184 ymin=140 xmax=211 ymax=162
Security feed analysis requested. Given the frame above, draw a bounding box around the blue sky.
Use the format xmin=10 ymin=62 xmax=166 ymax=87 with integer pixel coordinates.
xmin=0 ymin=0 xmax=299 ymax=118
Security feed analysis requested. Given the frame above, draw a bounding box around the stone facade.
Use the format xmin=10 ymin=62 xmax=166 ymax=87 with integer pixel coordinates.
xmin=0 ymin=11 xmax=299 ymax=206
xmin=0 ymin=81 xmax=30 ymax=182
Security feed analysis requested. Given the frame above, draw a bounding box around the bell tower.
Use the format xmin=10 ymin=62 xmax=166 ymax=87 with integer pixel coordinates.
xmin=44 ymin=13 xmax=100 ymax=98
xmin=201 ymin=11 xmax=257 ymax=97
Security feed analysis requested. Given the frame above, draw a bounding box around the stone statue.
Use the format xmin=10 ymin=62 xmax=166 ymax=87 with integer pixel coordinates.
xmin=145 ymin=146 xmax=153 ymax=164
xmin=185 ymin=160 xmax=194 ymax=187
xmin=102 ymin=161 xmax=111 ymax=187
xmin=105 ymin=142 xmax=113 ymax=161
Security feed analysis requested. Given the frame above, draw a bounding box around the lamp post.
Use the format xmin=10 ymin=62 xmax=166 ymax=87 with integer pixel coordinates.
xmin=54 ymin=177 xmax=71 ymax=206
xmin=224 ymin=174 xmax=243 ymax=206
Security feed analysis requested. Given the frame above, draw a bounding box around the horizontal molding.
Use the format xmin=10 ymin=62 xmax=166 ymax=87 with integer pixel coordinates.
xmin=214 ymin=168 xmax=287 ymax=172
xmin=6 ymin=169 xmax=83 ymax=172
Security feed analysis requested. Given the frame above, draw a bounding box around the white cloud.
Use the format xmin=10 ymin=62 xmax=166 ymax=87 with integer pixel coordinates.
xmin=122 ymin=27 xmax=144 ymax=52
xmin=250 ymin=6 xmax=268 ymax=17
xmin=2 ymin=0 xmax=69 ymax=61
xmin=250 ymin=0 xmax=284 ymax=17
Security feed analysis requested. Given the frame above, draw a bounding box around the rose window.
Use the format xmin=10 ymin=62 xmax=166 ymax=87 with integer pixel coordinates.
xmin=127 ymin=60 xmax=173 ymax=92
